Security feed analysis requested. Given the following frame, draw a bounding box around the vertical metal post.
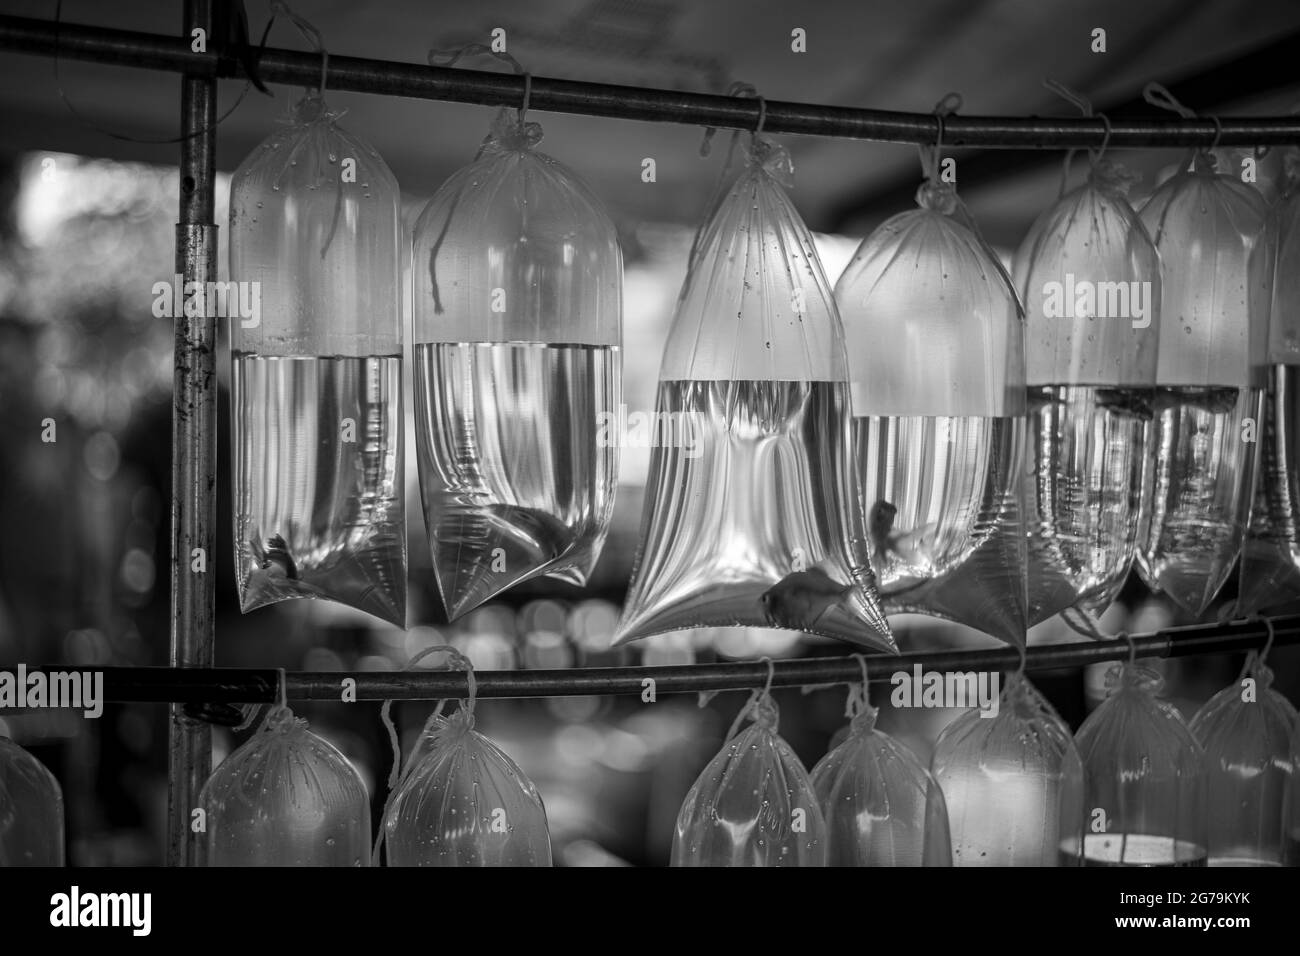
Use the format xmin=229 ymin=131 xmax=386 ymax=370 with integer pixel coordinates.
xmin=167 ymin=0 xmax=217 ymax=867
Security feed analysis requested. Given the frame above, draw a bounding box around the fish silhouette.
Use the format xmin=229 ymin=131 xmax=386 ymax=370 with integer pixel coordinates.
xmin=261 ymin=533 xmax=298 ymax=580
xmin=760 ymin=567 xmax=857 ymax=630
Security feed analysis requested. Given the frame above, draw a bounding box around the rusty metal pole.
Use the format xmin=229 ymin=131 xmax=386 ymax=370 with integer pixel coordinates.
xmin=167 ymin=0 xmax=217 ymax=867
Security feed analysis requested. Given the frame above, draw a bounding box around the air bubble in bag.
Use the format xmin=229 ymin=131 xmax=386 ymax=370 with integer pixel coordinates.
xmin=1012 ymin=160 xmax=1161 ymax=623
xmin=672 ymin=688 xmax=826 ymax=866
xmin=836 ymin=177 xmax=1028 ymax=647
xmin=613 ymin=136 xmax=892 ymax=651
xmin=229 ymin=90 xmax=406 ymax=625
xmin=931 ymin=673 xmax=1085 ymax=866
xmin=0 ymin=735 xmax=64 ymax=866
xmin=412 ymin=109 xmax=622 ymax=620
xmin=1071 ymin=661 xmax=1208 ymax=866
xmin=1239 ymin=151 xmax=1300 ymax=615
xmin=1190 ymin=653 xmax=1296 ymax=866
xmin=1136 ymin=151 xmax=1267 ymax=617
xmin=811 ymin=685 xmax=951 ymax=866
xmin=200 ymin=706 xmax=371 ymax=866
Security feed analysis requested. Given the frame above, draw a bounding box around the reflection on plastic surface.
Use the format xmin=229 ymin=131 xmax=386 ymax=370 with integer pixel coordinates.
xmin=811 ymin=685 xmax=951 ymax=867
xmin=616 ymin=137 xmax=891 ymax=652
xmin=229 ymin=91 xmax=406 ymax=624
xmin=200 ymin=706 xmax=371 ymax=867
xmin=0 ymin=736 xmax=64 ymax=866
xmin=1071 ymin=661 xmax=1207 ymax=866
xmin=412 ymin=110 xmax=622 ymax=619
xmin=1013 ymin=160 xmax=1160 ymax=622
xmin=838 ymin=179 xmax=1028 ymax=646
xmin=1240 ymin=159 xmax=1300 ymax=614
xmin=931 ymin=673 xmax=1084 ymax=866
xmin=1190 ymin=653 xmax=1296 ymax=866
xmin=1136 ymin=151 xmax=1266 ymax=615
xmin=672 ymin=689 xmax=826 ymax=866
xmin=382 ymin=710 xmax=553 ymax=867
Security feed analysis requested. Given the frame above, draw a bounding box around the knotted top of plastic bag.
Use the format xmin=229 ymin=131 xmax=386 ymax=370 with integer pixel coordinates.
xmin=1139 ymin=149 xmax=1267 ymax=387
xmin=659 ymin=136 xmax=844 ymax=383
xmin=412 ymin=108 xmax=621 ymax=347
xmin=836 ymin=174 xmax=1025 ymax=417
xmin=1013 ymin=158 xmax=1160 ymax=388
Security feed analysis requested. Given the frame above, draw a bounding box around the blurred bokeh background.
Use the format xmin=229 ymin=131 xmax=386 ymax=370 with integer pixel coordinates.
xmin=1 ymin=0 xmax=1299 ymax=865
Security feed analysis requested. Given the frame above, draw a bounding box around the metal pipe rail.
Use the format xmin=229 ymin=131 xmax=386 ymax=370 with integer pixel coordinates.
xmin=5 ymin=616 xmax=1297 ymax=703
xmin=3 ymin=13 xmax=1300 ymax=148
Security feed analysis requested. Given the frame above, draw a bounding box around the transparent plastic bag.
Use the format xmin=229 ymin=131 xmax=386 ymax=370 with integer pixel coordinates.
xmin=1285 ymin=718 xmax=1300 ymax=864
xmin=229 ymin=89 xmax=406 ymax=625
xmin=379 ymin=650 xmax=551 ymax=866
xmin=1136 ymin=150 xmax=1267 ymax=616
xmin=1190 ymin=652 xmax=1296 ymax=865
xmin=1072 ymin=660 xmax=1208 ymax=865
xmin=1013 ymin=159 xmax=1161 ymax=622
xmin=673 ymin=684 xmax=826 ymax=866
xmin=614 ymin=136 xmax=892 ymax=652
xmin=836 ymin=175 xmax=1028 ymax=647
xmin=1240 ymin=152 xmax=1300 ymax=615
xmin=411 ymin=109 xmax=622 ymax=620
xmin=0 ymin=736 xmax=64 ymax=866
xmin=931 ymin=672 xmax=1085 ymax=866
xmin=200 ymin=705 xmax=371 ymax=866
xmin=811 ymin=681 xmax=950 ymax=866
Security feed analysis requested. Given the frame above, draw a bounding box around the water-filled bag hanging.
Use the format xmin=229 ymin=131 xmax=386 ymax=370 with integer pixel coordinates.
xmin=229 ymin=90 xmax=406 ymax=625
xmin=614 ymin=136 xmax=892 ymax=652
xmin=411 ymin=108 xmax=622 ymax=621
xmin=1072 ymin=660 xmax=1208 ymax=866
xmin=1190 ymin=652 xmax=1296 ymax=865
xmin=672 ymin=686 xmax=826 ymax=866
xmin=1285 ymin=718 xmax=1300 ymax=864
xmin=836 ymin=176 xmax=1028 ymax=647
xmin=1240 ymin=151 xmax=1300 ymax=615
xmin=930 ymin=672 xmax=1085 ymax=865
xmin=380 ymin=650 xmax=551 ymax=867
xmin=200 ymin=705 xmax=371 ymax=866
xmin=1012 ymin=159 xmax=1161 ymax=623
xmin=0 ymin=736 xmax=64 ymax=866
xmin=811 ymin=684 xmax=951 ymax=866
xmin=1136 ymin=151 xmax=1267 ymax=616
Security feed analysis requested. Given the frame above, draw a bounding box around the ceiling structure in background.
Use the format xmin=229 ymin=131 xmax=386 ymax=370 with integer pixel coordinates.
xmin=2 ymin=0 xmax=1300 ymax=244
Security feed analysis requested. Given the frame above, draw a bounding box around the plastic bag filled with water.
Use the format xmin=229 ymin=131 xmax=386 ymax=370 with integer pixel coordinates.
xmin=0 ymin=735 xmax=64 ymax=866
xmin=1072 ymin=661 xmax=1208 ymax=866
xmin=381 ymin=709 xmax=552 ymax=867
xmin=1240 ymin=152 xmax=1300 ymax=615
xmin=930 ymin=673 xmax=1084 ymax=865
xmin=836 ymin=172 xmax=1028 ymax=647
xmin=229 ymin=90 xmax=406 ymax=625
xmin=811 ymin=684 xmax=950 ymax=866
xmin=1012 ymin=159 xmax=1161 ymax=623
xmin=1136 ymin=151 xmax=1267 ymax=617
xmin=1190 ymin=652 xmax=1296 ymax=865
xmin=614 ymin=136 xmax=892 ymax=652
xmin=1285 ymin=718 xmax=1300 ymax=864
xmin=672 ymin=688 xmax=826 ymax=866
xmin=200 ymin=705 xmax=371 ymax=866
xmin=411 ymin=108 xmax=622 ymax=620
